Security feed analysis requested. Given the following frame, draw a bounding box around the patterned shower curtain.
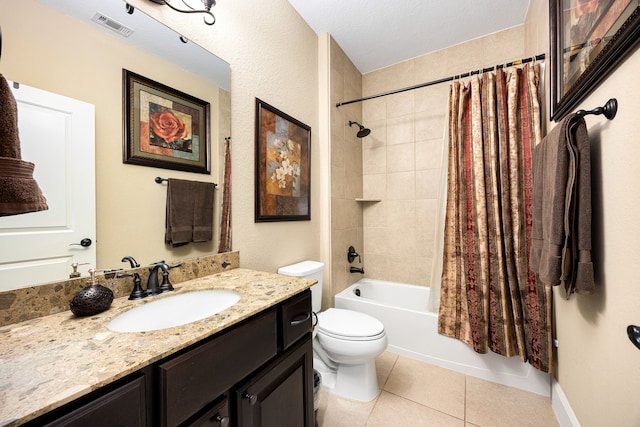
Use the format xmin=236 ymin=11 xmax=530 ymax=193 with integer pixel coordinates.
xmin=437 ymin=63 xmax=553 ymax=373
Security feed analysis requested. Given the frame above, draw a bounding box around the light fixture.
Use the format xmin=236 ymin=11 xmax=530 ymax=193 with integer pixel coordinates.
xmin=148 ymin=0 xmax=217 ymax=26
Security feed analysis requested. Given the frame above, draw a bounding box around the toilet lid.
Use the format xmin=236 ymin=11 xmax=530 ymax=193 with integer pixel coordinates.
xmin=317 ymin=308 xmax=384 ymax=339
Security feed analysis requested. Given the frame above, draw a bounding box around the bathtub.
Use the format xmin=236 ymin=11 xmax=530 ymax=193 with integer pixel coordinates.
xmin=335 ymin=279 xmax=550 ymax=396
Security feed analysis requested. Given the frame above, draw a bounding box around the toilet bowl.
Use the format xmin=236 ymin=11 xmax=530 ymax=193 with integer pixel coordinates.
xmin=278 ymin=261 xmax=388 ymax=402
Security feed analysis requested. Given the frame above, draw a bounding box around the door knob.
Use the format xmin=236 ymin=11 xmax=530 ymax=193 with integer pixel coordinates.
xmin=70 ymin=238 xmax=92 ymax=247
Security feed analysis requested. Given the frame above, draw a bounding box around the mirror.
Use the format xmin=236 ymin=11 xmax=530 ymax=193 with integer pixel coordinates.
xmin=0 ymin=0 xmax=231 ymax=290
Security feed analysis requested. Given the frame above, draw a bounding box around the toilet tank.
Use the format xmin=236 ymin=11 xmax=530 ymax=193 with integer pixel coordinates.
xmin=278 ymin=261 xmax=324 ymax=312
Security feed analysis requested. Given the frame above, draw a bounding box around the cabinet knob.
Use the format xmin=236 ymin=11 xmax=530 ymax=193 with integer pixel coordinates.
xmin=243 ymin=392 xmax=258 ymax=405
xmin=212 ymin=414 xmax=229 ymax=427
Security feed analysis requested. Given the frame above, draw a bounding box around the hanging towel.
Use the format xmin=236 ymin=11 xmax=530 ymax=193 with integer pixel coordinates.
xmin=0 ymin=75 xmax=48 ymax=216
xmin=529 ymin=113 xmax=594 ymax=298
xmin=165 ymin=178 xmax=215 ymax=247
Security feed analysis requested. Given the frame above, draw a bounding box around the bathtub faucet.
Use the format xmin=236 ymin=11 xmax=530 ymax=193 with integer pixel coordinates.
xmin=350 ymin=266 xmax=365 ymax=274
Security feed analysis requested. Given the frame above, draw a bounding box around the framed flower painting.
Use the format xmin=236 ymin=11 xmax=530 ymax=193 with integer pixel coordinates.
xmin=123 ymin=69 xmax=210 ymax=174
xmin=255 ymin=98 xmax=311 ymax=222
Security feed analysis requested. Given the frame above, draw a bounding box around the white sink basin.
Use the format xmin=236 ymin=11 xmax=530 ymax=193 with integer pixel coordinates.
xmin=107 ymin=290 xmax=241 ymax=333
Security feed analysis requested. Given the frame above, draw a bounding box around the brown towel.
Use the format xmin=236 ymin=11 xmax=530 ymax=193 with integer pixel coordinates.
xmin=0 ymin=75 xmax=48 ymax=216
xmin=530 ymin=113 xmax=594 ymax=298
xmin=165 ymin=178 xmax=215 ymax=247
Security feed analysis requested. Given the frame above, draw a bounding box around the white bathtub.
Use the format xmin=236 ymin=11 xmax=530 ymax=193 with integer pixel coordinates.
xmin=335 ymin=279 xmax=550 ymax=396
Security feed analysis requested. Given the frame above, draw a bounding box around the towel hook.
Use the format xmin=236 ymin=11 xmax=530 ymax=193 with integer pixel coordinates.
xmin=575 ymin=98 xmax=618 ymax=120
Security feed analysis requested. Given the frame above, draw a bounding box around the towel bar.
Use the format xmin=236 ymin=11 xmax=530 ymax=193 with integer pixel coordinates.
xmin=155 ymin=176 xmax=217 ymax=187
xmin=575 ymin=98 xmax=618 ymax=120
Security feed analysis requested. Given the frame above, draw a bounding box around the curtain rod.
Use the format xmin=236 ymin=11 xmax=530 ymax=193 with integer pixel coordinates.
xmin=336 ymin=53 xmax=546 ymax=108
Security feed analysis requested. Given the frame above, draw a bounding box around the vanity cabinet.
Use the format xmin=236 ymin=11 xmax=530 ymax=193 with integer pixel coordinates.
xmin=22 ymin=290 xmax=313 ymax=427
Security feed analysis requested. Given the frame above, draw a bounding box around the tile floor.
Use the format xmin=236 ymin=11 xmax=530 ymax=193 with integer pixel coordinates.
xmin=316 ymin=352 xmax=560 ymax=427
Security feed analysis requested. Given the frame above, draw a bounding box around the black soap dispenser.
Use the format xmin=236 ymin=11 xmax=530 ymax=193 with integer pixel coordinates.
xmin=70 ymin=268 xmax=114 ymax=316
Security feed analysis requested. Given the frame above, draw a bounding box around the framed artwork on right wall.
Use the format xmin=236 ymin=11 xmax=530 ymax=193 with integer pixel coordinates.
xmin=549 ymin=0 xmax=640 ymax=120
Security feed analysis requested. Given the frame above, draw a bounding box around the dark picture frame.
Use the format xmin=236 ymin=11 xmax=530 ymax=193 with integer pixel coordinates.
xmin=123 ymin=69 xmax=211 ymax=174
xmin=550 ymin=0 xmax=640 ymax=121
xmin=255 ymin=98 xmax=311 ymax=222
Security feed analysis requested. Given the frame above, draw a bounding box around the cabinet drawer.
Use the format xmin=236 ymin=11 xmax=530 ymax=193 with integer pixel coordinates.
xmin=159 ymin=309 xmax=277 ymax=427
xmin=41 ymin=375 xmax=146 ymax=427
xmin=280 ymin=290 xmax=312 ymax=350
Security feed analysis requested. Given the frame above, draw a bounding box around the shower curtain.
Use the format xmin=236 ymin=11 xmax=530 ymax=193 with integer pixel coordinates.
xmin=437 ymin=63 xmax=553 ymax=373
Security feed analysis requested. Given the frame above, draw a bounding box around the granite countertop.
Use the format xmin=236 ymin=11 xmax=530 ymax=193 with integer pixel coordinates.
xmin=0 ymin=268 xmax=314 ymax=426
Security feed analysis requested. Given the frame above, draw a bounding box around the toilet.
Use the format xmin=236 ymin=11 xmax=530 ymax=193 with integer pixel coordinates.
xmin=278 ymin=261 xmax=388 ymax=402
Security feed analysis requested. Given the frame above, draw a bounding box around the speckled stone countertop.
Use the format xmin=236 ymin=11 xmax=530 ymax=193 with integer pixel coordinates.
xmin=0 ymin=268 xmax=314 ymax=426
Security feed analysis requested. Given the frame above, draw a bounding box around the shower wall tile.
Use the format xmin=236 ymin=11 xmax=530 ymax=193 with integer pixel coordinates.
xmin=362 ymin=202 xmax=388 ymax=228
xmin=387 ymin=171 xmax=416 ymax=200
xmin=363 ymin=173 xmax=387 ymax=200
xmin=387 ymin=199 xmax=416 ymax=228
xmin=387 ymin=143 xmax=415 ymax=173
xmin=363 ymin=97 xmax=386 ymax=122
xmin=415 ymin=257 xmax=432 ymax=287
xmin=415 ymin=139 xmax=443 ymax=171
xmin=329 ymin=35 xmax=364 ymax=308
xmin=386 ymin=91 xmax=415 ymax=118
xmin=416 ymin=169 xmax=440 ymax=200
xmin=363 ymin=144 xmax=386 ymax=175
xmin=386 ymin=114 xmax=415 ymax=145
xmin=415 ymin=110 xmax=445 ymax=141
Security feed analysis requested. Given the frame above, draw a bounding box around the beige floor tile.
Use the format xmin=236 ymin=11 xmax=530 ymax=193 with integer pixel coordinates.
xmin=375 ymin=351 xmax=398 ymax=388
xmin=317 ymin=388 xmax=376 ymax=427
xmin=366 ymin=391 xmax=465 ymax=427
xmin=465 ymin=376 xmax=559 ymax=427
xmin=384 ymin=356 xmax=466 ymax=419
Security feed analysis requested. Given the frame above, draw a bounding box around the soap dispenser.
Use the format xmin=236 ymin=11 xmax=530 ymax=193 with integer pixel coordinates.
xmin=70 ymin=268 xmax=114 ymax=316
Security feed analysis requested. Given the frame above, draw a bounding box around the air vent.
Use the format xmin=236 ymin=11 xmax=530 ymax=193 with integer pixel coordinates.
xmin=91 ymin=12 xmax=134 ymax=37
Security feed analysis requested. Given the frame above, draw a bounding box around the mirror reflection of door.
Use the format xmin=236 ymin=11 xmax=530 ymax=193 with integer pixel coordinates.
xmin=0 ymin=82 xmax=96 ymax=290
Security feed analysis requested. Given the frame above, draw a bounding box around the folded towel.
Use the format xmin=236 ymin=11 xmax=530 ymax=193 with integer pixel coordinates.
xmin=530 ymin=113 xmax=594 ymax=298
xmin=0 ymin=75 xmax=48 ymax=216
xmin=165 ymin=178 xmax=215 ymax=247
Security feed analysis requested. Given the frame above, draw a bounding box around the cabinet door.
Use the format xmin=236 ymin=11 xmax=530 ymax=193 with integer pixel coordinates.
xmin=236 ymin=335 xmax=314 ymax=427
xmin=41 ymin=376 xmax=146 ymax=427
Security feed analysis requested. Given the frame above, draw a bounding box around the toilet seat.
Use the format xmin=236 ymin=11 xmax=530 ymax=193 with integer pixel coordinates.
xmin=317 ymin=308 xmax=385 ymax=341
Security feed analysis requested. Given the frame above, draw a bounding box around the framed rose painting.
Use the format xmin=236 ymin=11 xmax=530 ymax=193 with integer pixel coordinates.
xmin=123 ymin=69 xmax=210 ymax=174
xmin=255 ymin=98 xmax=311 ymax=222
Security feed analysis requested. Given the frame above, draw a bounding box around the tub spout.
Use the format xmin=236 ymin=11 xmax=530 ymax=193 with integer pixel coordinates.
xmin=350 ymin=266 xmax=365 ymax=274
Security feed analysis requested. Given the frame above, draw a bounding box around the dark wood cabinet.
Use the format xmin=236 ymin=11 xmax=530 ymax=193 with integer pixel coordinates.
xmin=26 ymin=289 xmax=313 ymax=427
xmin=236 ymin=337 xmax=314 ymax=427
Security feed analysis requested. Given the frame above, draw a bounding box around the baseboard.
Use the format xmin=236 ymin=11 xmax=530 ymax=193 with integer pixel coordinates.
xmin=552 ymin=378 xmax=582 ymax=427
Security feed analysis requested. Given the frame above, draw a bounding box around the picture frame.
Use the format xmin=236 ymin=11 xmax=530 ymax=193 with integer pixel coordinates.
xmin=255 ymin=98 xmax=311 ymax=222
xmin=550 ymin=0 xmax=640 ymax=121
xmin=123 ymin=69 xmax=210 ymax=174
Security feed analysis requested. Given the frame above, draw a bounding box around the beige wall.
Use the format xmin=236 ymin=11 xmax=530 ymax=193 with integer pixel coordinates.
xmin=526 ymin=3 xmax=640 ymax=426
xmin=359 ymin=27 xmax=525 ymax=286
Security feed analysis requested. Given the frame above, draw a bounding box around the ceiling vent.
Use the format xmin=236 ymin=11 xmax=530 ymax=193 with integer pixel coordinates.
xmin=91 ymin=12 xmax=134 ymax=37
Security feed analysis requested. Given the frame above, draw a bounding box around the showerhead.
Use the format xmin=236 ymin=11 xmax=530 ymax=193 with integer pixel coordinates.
xmin=349 ymin=121 xmax=371 ymax=138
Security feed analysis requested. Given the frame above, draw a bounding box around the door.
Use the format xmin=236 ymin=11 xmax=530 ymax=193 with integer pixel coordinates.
xmin=0 ymin=81 xmax=95 ymax=290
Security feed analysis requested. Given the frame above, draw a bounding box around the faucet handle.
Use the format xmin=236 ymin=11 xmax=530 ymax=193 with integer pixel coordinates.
xmin=347 ymin=246 xmax=361 ymax=264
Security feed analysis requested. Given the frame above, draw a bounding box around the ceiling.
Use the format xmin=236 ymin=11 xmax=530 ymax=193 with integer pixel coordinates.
xmin=287 ymin=0 xmax=531 ymax=74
